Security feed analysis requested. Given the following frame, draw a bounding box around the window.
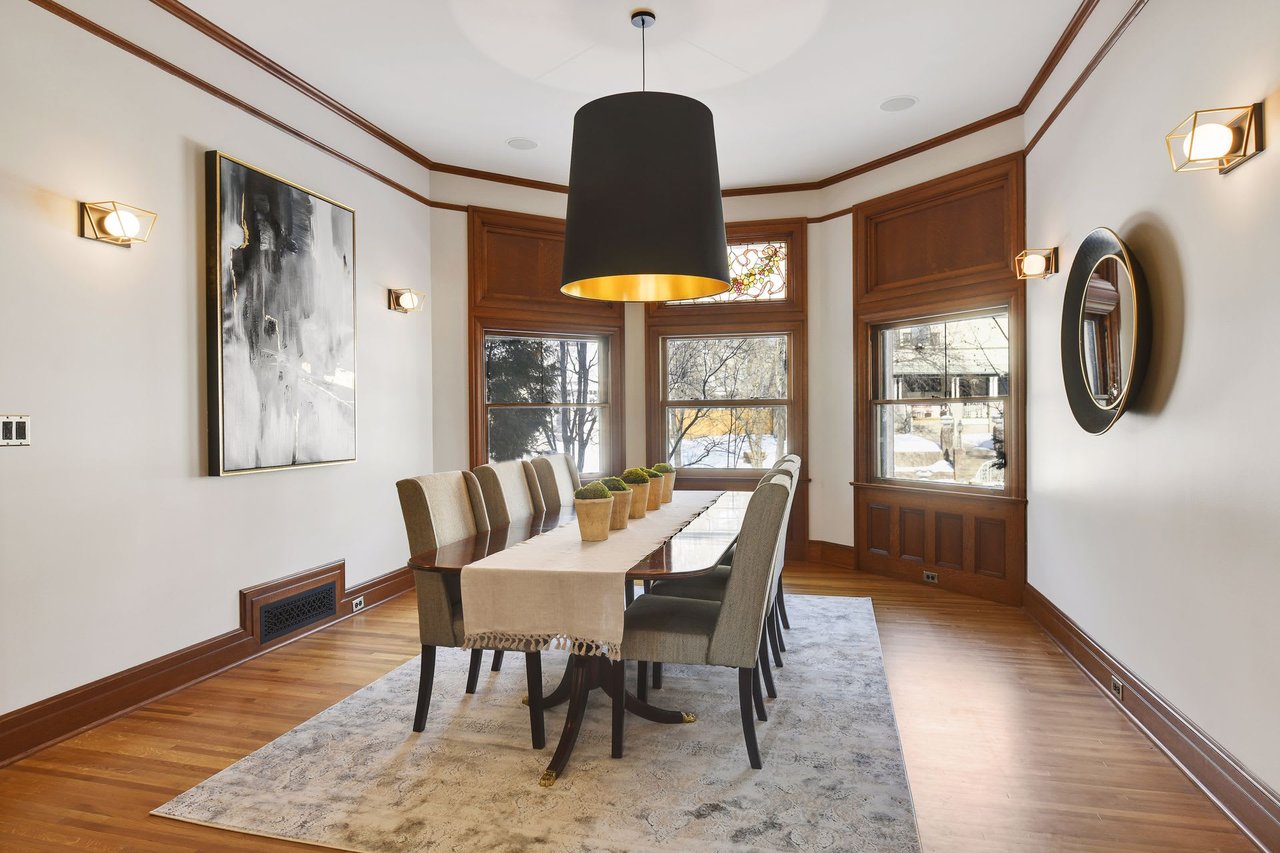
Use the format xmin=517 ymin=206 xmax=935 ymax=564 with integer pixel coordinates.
xmin=667 ymin=240 xmax=789 ymax=304
xmin=660 ymin=334 xmax=790 ymax=469
xmin=483 ymin=332 xmax=609 ymax=476
xmin=873 ymin=310 xmax=1009 ymax=489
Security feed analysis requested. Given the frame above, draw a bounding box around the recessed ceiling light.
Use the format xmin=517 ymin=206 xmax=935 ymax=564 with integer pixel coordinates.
xmin=506 ymin=137 xmax=538 ymax=150
xmin=880 ymin=96 xmax=918 ymax=113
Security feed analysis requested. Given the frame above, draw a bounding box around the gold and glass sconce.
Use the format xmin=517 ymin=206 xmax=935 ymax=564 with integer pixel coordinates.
xmin=79 ymin=201 xmax=157 ymax=246
xmin=1165 ymin=104 xmax=1264 ymax=174
xmin=1016 ymin=247 xmax=1058 ymax=280
xmin=387 ymin=288 xmax=425 ymax=313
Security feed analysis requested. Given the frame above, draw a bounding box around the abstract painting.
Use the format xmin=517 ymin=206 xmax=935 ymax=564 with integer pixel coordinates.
xmin=206 ymin=151 xmax=356 ymax=476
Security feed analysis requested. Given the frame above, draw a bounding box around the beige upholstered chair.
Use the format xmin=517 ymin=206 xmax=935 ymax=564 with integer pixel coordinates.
xmin=396 ymin=471 xmax=545 ymax=747
xmin=613 ymin=476 xmax=791 ymax=768
xmin=474 ymin=459 xmax=544 ymax=526
xmin=529 ymin=453 xmax=582 ymax=510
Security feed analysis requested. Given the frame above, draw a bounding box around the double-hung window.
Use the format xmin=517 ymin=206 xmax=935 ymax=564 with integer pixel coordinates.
xmin=482 ymin=332 xmax=609 ymax=477
xmin=872 ymin=310 xmax=1009 ymax=488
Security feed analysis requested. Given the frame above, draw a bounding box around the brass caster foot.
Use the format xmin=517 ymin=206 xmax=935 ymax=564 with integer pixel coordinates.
xmin=681 ymin=711 xmax=697 ymax=723
xmin=539 ymin=770 xmax=557 ymax=787
xmin=521 ymin=695 xmax=529 ymax=706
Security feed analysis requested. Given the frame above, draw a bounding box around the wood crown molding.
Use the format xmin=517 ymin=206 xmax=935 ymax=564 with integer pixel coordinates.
xmin=1026 ymin=585 xmax=1280 ymax=851
xmin=134 ymin=0 xmax=1096 ymax=198
xmin=0 ymin=562 xmax=412 ymax=768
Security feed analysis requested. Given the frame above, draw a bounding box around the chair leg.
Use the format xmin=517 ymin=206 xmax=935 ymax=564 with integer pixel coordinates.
xmin=776 ymin=587 xmax=791 ymax=630
xmin=413 ymin=645 xmax=436 ymax=732
xmin=774 ymin=604 xmax=787 ymax=653
xmin=738 ymin=667 xmax=763 ymax=770
xmin=637 ymin=661 xmax=649 ymax=703
xmin=624 ymin=580 xmax=635 ymax=605
xmin=767 ymin=609 xmax=784 ymax=668
xmin=465 ymin=648 xmax=483 ymax=694
xmin=652 ymin=662 xmax=663 ymax=690
xmin=611 ymin=660 xmax=625 ymax=758
xmin=752 ymin=665 xmax=768 ymax=722
xmin=758 ymin=633 xmax=777 ymax=699
xmin=491 ymin=650 xmax=505 ymax=672
xmin=525 ymin=652 xmax=545 ymax=750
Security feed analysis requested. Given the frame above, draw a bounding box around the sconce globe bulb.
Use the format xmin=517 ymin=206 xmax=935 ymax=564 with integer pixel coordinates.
xmin=103 ymin=209 xmax=141 ymax=239
xmin=1183 ymin=122 xmax=1235 ymax=161
xmin=1022 ymin=253 xmax=1047 ymax=276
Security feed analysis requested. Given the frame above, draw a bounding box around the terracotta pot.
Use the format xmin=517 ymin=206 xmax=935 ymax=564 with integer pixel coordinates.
xmin=575 ymin=497 xmax=613 ymax=542
xmin=661 ymin=471 xmax=676 ymax=503
xmin=646 ymin=478 xmax=662 ymax=510
xmin=627 ymin=482 xmax=649 ymax=518
xmin=608 ymin=489 xmax=632 ymax=529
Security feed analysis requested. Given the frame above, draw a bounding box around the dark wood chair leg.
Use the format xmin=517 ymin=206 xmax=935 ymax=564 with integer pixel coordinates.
xmin=465 ymin=648 xmax=483 ymax=694
xmin=637 ymin=661 xmax=649 ymax=703
xmin=611 ymin=660 xmax=625 ymax=758
xmin=774 ymin=604 xmax=787 ymax=653
xmin=776 ymin=587 xmax=791 ymax=630
xmin=413 ymin=645 xmax=436 ymax=732
xmin=644 ymin=579 xmax=653 ymax=593
xmin=652 ymin=661 xmax=663 ymax=689
xmin=624 ymin=580 xmax=635 ymax=605
xmin=738 ymin=667 xmax=762 ymax=770
xmin=767 ymin=609 xmax=784 ymax=668
xmin=491 ymin=650 xmax=505 ymax=672
xmin=752 ymin=665 xmax=768 ymax=722
xmin=525 ymin=652 xmax=545 ymax=750
xmin=758 ymin=634 xmax=777 ymax=699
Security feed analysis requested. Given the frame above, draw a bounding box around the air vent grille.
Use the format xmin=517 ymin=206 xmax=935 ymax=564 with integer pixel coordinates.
xmin=260 ymin=581 xmax=337 ymax=643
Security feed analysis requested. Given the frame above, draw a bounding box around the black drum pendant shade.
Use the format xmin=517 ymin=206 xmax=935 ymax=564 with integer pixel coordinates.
xmin=560 ymin=92 xmax=731 ymax=302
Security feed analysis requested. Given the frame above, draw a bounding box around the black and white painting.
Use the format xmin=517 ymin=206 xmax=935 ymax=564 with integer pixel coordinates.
xmin=207 ymin=151 xmax=356 ymax=475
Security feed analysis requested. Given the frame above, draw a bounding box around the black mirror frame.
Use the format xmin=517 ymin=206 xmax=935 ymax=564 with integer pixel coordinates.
xmin=1060 ymin=227 xmax=1152 ymax=434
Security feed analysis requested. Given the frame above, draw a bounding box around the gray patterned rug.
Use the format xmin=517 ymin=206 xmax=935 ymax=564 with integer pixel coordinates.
xmin=154 ymin=595 xmax=919 ymax=852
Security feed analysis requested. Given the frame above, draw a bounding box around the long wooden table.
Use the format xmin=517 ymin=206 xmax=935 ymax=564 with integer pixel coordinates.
xmin=407 ymin=490 xmax=749 ymax=784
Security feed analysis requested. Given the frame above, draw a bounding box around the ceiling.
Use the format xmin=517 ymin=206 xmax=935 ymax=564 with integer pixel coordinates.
xmin=181 ymin=0 xmax=1081 ymax=190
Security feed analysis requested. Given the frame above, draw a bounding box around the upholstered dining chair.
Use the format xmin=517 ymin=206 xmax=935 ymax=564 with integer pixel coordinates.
xmin=396 ymin=471 xmax=545 ymax=748
xmin=612 ymin=475 xmax=791 ymax=769
xmin=474 ymin=459 xmax=544 ymax=526
xmin=529 ymin=453 xmax=582 ymax=510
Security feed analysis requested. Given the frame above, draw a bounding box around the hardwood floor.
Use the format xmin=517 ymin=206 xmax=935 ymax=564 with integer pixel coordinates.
xmin=0 ymin=565 xmax=1255 ymax=852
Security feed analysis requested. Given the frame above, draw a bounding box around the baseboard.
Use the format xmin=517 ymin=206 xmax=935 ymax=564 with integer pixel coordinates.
xmin=804 ymin=539 xmax=857 ymax=569
xmin=1026 ymin=585 xmax=1280 ymax=852
xmin=0 ymin=563 xmax=413 ymax=768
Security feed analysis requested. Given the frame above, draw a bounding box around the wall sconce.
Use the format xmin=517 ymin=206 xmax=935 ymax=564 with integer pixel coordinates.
xmin=387 ymin=288 xmax=425 ymax=313
xmin=1166 ymin=103 xmax=1264 ymax=174
xmin=1015 ymin=247 xmax=1058 ymax=280
xmin=79 ymin=201 xmax=157 ymax=247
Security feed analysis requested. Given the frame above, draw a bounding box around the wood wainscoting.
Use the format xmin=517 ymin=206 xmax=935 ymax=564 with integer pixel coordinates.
xmin=0 ymin=561 xmax=412 ymax=768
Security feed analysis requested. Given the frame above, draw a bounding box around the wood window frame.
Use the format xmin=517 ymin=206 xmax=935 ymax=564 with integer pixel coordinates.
xmin=468 ymin=207 xmax=625 ymax=475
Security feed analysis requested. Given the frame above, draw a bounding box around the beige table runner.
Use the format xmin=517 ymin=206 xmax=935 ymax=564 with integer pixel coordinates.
xmin=461 ymin=491 xmax=722 ymax=660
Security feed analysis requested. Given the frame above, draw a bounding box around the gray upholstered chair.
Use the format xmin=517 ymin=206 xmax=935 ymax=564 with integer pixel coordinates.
xmin=529 ymin=453 xmax=582 ymax=510
xmin=396 ymin=471 xmax=545 ymax=747
xmin=612 ymin=475 xmax=791 ymax=769
xmin=474 ymin=459 xmax=544 ymax=526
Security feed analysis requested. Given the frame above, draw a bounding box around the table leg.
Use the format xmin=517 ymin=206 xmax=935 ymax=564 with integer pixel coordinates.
xmin=540 ymin=654 xmax=591 ymax=787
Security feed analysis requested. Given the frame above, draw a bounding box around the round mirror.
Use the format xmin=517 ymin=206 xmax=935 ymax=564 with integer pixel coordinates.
xmin=1060 ymin=227 xmax=1151 ymax=434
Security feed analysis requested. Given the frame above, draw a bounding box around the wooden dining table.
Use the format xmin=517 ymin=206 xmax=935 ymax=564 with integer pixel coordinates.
xmin=407 ymin=489 xmax=750 ymax=785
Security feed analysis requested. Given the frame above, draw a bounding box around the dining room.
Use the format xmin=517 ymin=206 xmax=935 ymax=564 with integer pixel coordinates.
xmin=1 ymin=1 xmax=1278 ymax=851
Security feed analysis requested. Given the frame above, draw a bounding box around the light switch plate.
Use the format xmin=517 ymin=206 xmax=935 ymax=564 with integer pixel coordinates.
xmin=1 ymin=415 xmax=31 ymax=446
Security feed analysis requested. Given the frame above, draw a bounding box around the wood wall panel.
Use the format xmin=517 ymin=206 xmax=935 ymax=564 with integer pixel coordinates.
xmin=899 ymin=507 xmax=925 ymax=562
xmin=934 ymin=512 xmax=965 ymax=570
xmin=974 ymin=517 xmax=1008 ymax=579
xmin=867 ymin=503 xmax=891 ymax=556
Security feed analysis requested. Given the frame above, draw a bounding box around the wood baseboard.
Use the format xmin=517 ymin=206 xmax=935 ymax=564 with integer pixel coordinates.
xmin=0 ymin=563 xmax=413 ymax=768
xmin=804 ymin=539 xmax=857 ymax=569
xmin=1026 ymin=585 xmax=1280 ymax=851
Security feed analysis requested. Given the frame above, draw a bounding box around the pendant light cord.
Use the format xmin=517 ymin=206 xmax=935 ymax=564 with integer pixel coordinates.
xmin=641 ymin=23 xmax=646 ymax=92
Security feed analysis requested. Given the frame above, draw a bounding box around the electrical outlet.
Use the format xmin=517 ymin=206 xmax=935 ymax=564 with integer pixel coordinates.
xmin=1 ymin=415 xmax=31 ymax=446
xmin=922 ymin=571 xmax=939 ymax=584
xmin=352 ymin=595 xmax=365 ymax=613
xmin=1110 ymin=675 xmax=1125 ymax=701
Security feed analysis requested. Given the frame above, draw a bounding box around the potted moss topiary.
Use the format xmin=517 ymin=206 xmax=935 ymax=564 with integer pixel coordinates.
xmin=574 ymin=480 xmax=613 ymax=542
xmin=621 ymin=468 xmax=651 ymax=519
xmin=652 ymin=462 xmax=676 ymax=503
xmin=600 ymin=477 xmax=632 ymax=530
xmin=643 ymin=468 xmax=664 ymax=511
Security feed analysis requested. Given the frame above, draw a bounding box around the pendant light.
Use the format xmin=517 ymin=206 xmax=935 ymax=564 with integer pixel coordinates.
xmin=560 ymin=9 xmax=731 ymax=303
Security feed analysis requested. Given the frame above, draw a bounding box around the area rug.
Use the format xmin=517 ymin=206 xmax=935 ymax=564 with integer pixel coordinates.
xmin=153 ymin=595 xmax=919 ymax=852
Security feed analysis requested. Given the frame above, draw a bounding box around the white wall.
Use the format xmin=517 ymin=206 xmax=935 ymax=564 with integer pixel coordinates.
xmin=0 ymin=3 xmax=435 ymax=714
xmin=1024 ymin=0 xmax=1280 ymax=790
